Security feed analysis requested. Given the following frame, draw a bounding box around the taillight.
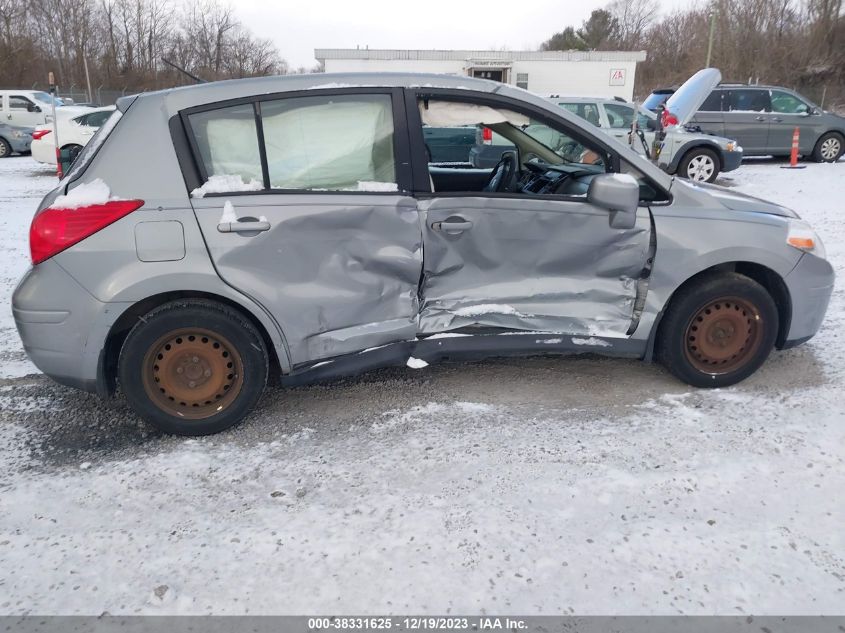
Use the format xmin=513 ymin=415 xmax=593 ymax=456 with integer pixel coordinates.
xmin=661 ymin=110 xmax=679 ymax=127
xmin=482 ymin=127 xmax=493 ymax=144
xmin=30 ymin=199 xmax=144 ymax=265
xmin=32 ymin=129 xmax=52 ymax=140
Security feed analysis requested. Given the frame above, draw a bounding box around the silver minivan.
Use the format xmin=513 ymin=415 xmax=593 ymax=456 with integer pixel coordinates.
xmin=13 ymin=73 xmax=834 ymax=435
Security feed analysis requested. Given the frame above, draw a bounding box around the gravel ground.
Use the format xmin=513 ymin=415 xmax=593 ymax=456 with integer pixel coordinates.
xmin=0 ymin=155 xmax=843 ymax=615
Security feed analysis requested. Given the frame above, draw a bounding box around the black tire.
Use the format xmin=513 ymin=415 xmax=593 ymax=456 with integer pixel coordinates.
xmin=118 ymin=299 xmax=268 ymax=435
xmin=0 ymin=137 xmax=11 ymax=158
xmin=812 ymin=132 xmax=844 ymax=163
xmin=656 ymin=273 xmax=778 ymax=388
xmin=677 ymin=147 xmax=720 ymax=183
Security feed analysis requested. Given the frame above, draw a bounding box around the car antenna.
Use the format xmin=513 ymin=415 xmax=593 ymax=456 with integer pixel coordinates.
xmin=160 ymin=58 xmax=207 ymax=84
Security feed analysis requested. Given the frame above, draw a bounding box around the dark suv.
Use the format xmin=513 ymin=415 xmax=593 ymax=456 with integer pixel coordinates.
xmin=646 ymin=84 xmax=845 ymax=162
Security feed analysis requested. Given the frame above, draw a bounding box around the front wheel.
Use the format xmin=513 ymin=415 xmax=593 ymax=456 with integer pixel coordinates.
xmin=119 ymin=299 xmax=268 ymax=435
xmin=656 ymin=273 xmax=778 ymax=388
xmin=677 ymin=147 xmax=720 ymax=183
xmin=812 ymin=132 xmax=844 ymax=163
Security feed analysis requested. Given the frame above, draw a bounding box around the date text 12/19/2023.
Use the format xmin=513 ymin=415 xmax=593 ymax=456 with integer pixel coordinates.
xmin=307 ymin=617 xmax=528 ymax=630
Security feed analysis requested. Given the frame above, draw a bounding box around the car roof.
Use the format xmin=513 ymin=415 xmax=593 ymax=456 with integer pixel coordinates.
xmin=124 ymin=72 xmax=506 ymax=113
xmin=549 ymin=96 xmax=631 ymax=105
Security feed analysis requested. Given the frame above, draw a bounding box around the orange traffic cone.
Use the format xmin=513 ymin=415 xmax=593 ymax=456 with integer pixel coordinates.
xmin=781 ymin=127 xmax=807 ymax=169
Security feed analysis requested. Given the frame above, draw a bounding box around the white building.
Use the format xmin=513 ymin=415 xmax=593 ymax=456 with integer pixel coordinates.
xmin=315 ymin=49 xmax=648 ymax=101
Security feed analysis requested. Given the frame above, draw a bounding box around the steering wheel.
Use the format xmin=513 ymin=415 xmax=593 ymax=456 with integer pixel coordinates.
xmin=483 ymin=151 xmax=518 ymax=193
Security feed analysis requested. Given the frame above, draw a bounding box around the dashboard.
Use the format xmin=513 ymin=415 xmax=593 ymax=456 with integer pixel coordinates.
xmin=516 ymin=157 xmax=602 ymax=196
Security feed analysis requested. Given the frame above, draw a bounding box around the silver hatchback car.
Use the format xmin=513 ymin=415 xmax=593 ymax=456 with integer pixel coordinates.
xmin=13 ymin=73 xmax=834 ymax=435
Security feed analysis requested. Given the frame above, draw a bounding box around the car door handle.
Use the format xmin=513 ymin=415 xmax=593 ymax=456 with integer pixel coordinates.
xmin=431 ymin=219 xmax=473 ymax=233
xmin=755 ymin=116 xmax=767 ymax=121
xmin=771 ymin=117 xmax=783 ymax=123
xmin=217 ymin=220 xmax=271 ymax=233
xmin=81 ymin=130 xmax=94 ymax=135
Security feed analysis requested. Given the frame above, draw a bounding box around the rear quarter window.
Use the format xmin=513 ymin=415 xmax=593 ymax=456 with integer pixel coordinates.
xmin=62 ymin=109 xmax=123 ymax=183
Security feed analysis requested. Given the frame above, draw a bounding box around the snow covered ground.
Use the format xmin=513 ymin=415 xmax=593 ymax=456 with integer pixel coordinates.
xmin=0 ymin=155 xmax=843 ymax=615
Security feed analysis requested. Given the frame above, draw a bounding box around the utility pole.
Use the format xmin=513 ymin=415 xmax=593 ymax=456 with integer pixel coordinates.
xmin=48 ymin=72 xmax=62 ymax=178
xmin=83 ymin=52 xmax=93 ymax=104
xmin=705 ymin=11 xmax=716 ymax=67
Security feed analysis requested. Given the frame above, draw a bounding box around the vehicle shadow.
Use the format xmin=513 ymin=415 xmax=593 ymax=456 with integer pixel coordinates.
xmin=2 ymin=341 xmax=828 ymax=472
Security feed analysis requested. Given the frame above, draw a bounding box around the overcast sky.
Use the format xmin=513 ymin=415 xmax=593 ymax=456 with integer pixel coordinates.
xmin=236 ymin=0 xmax=695 ymax=69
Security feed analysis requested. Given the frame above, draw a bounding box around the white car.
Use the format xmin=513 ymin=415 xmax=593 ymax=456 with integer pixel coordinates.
xmin=31 ymin=106 xmax=115 ymax=165
xmin=1 ymin=90 xmax=91 ymax=128
xmin=551 ymin=70 xmax=743 ymax=183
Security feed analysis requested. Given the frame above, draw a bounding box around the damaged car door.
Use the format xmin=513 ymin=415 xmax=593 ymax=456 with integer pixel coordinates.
xmin=408 ymin=92 xmax=653 ymax=338
xmin=185 ymin=89 xmax=422 ymax=365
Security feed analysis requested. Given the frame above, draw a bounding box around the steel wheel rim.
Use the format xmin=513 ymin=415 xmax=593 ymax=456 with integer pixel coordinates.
xmin=141 ymin=327 xmax=244 ymax=419
xmin=821 ymin=138 xmax=840 ymax=160
xmin=684 ymin=296 xmax=764 ymax=374
xmin=688 ymin=155 xmax=715 ymax=181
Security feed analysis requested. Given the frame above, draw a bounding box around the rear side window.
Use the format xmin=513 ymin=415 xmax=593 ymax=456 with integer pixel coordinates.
xmin=188 ymin=103 xmax=263 ymax=185
xmin=604 ymin=103 xmax=635 ymax=129
xmin=728 ymin=89 xmax=770 ymax=112
xmin=559 ymin=102 xmax=601 ymax=127
xmin=700 ymin=90 xmax=723 ymax=112
xmin=260 ymin=94 xmax=395 ymax=190
xmin=80 ymin=110 xmax=113 ymax=127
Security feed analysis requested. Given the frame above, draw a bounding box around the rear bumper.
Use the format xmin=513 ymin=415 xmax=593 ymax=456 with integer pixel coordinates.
xmin=30 ymin=139 xmax=56 ymax=164
xmin=782 ymin=252 xmax=835 ymax=347
xmin=721 ymin=150 xmax=743 ymax=173
xmin=12 ymin=260 xmax=128 ymax=393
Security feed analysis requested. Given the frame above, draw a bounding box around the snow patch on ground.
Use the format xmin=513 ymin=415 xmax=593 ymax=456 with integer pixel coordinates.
xmin=406 ymin=356 xmax=428 ymax=369
xmin=1 ymin=157 xmax=844 ymax=615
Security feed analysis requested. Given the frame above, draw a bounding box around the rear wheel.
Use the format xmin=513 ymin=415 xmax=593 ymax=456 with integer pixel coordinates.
xmin=656 ymin=273 xmax=778 ymax=388
xmin=0 ymin=137 xmax=11 ymax=158
xmin=812 ymin=132 xmax=844 ymax=163
xmin=678 ymin=147 xmax=720 ymax=183
xmin=119 ymin=300 xmax=268 ymax=435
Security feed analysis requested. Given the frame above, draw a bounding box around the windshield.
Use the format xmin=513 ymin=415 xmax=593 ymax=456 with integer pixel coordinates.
xmin=32 ymin=91 xmax=65 ymax=107
xmin=643 ymin=91 xmax=671 ymax=111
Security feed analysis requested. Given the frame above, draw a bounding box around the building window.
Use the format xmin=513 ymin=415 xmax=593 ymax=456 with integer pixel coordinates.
xmin=516 ymin=73 xmax=529 ymax=90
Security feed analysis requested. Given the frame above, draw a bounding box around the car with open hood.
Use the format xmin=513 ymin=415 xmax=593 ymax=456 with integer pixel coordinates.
xmin=646 ymin=74 xmax=845 ymax=163
xmin=12 ymin=72 xmax=834 ymax=435
xmin=553 ymin=74 xmax=743 ymax=183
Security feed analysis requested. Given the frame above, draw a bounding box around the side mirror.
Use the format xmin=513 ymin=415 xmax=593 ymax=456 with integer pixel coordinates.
xmin=588 ymin=173 xmax=640 ymax=229
xmin=26 ymin=104 xmax=41 ymax=113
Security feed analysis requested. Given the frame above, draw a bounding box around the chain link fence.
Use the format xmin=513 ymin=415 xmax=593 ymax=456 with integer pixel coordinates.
xmin=28 ymin=84 xmax=135 ymax=106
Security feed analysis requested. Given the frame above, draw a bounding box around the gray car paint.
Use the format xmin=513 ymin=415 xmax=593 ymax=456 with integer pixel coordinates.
xmin=417 ymin=196 xmax=650 ymax=336
xmin=0 ymin=122 xmax=33 ymax=154
xmin=692 ymin=86 xmax=845 ymax=157
xmin=12 ymin=72 xmax=835 ymax=395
